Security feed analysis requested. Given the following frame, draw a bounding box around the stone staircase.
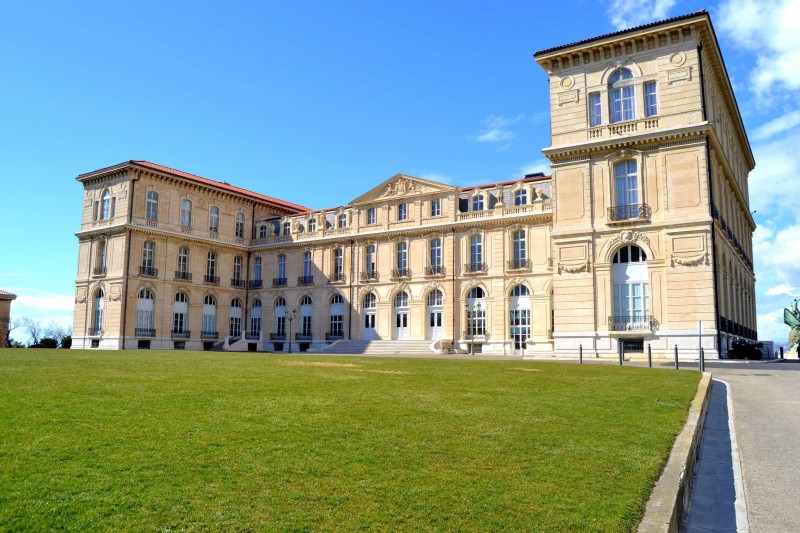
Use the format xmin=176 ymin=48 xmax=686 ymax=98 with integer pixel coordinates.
xmin=311 ymin=339 xmax=436 ymax=356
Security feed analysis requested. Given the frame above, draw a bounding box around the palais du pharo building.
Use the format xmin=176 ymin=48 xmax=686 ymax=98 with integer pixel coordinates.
xmin=72 ymin=11 xmax=757 ymax=358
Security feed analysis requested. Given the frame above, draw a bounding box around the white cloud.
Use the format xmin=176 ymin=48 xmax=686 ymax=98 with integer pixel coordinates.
xmin=6 ymin=287 xmax=75 ymax=344
xmin=606 ymin=0 xmax=677 ymax=30
xmin=752 ymin=110 xmax=800 ymax=141
xmin=717 ymin=0 xmax=800 ymax=96
xmin=756 ymin=306 xmax=791 ymax=345
xmin=474 ymin=114 xmax=525 ymax=144
xmin=764 ymin=284 xmax=799 ymax=296
xmin=419 ymin=172 xmax=453 ymax=184
xmin=515 ymin=158 xmax=551 ymax=179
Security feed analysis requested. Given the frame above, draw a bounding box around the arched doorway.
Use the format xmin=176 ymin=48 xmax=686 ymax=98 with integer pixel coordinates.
xmin=362 ymin=292 xmax=377 ymax=340
xmin=611 ymin=245 xmax=649 ymax=331
xmin=509 ymin=285 xmax=530 ymax=353
xmin=426 ymin=290 xmax=443 ymax=340
xmin=393 ymin=291 xmax=409 ymax=340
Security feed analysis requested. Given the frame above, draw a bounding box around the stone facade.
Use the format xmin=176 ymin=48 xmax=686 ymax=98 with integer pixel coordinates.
xmin=72 ymin=11 xmax=756 ymax=358
xmin=0 ymin=290 xmax=17 ymax=347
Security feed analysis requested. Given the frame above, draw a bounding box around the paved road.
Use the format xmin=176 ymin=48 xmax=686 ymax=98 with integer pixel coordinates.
xmin=708 ymin=360 xmax=800 ymax=532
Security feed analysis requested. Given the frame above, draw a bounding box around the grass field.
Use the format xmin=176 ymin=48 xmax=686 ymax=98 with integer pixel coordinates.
xmin=0 ymin=349 xmax=700 ymax=531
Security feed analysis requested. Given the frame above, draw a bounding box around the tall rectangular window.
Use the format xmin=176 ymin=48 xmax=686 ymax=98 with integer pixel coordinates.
xmin=301 ymin=316 xmax=312 ymax=337
xmin=142 ymin=241 xmax=155 ymax=269
xmin=366 ymin=245 xmax=376 ymax=274
xmin=235 ymin=213 xmax=245 ymax=238
xmin=209 ymin=207 xmax=219 ymax=232
xmin=178 ymin=247 xmax=189 ymax=274
xmin=278 ymin=255 xmax=286 ymax=279
xmin=589 ymin=92 xmax=602 ymax=127
xmin=303 ymin=252 xmax=312 ymax=277
xmin=430 ymin=239 xmax=441 ymax=268
xmin=470 ymin=235 xmax=482 ymax=265
xmin=146 ymin=191 xmax=158 ymax=221
xmin=330 ymin=315 xmax=343 ymax=337
xmin=397 ymin=203 xmax=407 ymax=221
xmin=207 ymin=252 xmax=217 ymax=277
xmin=333 ymin=248 xmax=343 ymax=280
xmin=430 ymin=199 xmax=441 ymax=217
xmin=614 ymin=160 xmax=639 ymax=217
xmin=367 ymin=208 xmax=376 ymax=225
xmin=513 ymin=231 xmax=526 ymax=262
xmin=233 ymin=256 xmax=243 ymax=281
xmin=396 ymin=242 xmax=407 ymax=273
xmin=276 ymin=316 xmax=286 ymax=336
xmin=181 ymin=200 xmax=192 ymax=227
xmin=644 ymin=81 xmax=657 ymax=117
xmin=254 ymin=257 xmax=262 ymax=282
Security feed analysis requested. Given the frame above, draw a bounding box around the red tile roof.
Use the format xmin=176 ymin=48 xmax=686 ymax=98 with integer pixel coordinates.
xmin=0 ymin=289 xmax=17 ymax=300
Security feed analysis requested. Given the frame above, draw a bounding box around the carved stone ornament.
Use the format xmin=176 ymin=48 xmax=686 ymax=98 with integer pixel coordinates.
xmin=382 ymin=178 xmax=422 ymax=197
xmin=670 ymin=51 xmax=686 ymax=66
xmin=558 ymin=261 xmax=591 ymax=274
xmin=611 ymin=230 xmax=650 ymax=248
xmin=76 ymin=287 xmax=87 ymax=304
xmin=560 ymin=75 xmax=575 ymax=89
xmin=670 ymin=253 xmax=707 ymax=267
xmin=357 ymin=285 xmax=377 ymax=300
xmin=504 ymin=277 xmax=529 ymax=293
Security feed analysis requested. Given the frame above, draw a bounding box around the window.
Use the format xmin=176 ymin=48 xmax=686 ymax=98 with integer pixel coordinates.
xmin=397 ymin=203 xmax=407 ymax=221
xmin=512 ymin=230 xmax=526 ymax=268
xmin=609 ymin=68 xmax=635 ymax=123
xmin=277 ymin=254 xmax=286 ymax=280
xmin=612 ymin=245 xmax=650 ymax=328
xmin=308 ymin=218 xmax=316 ymax=232
xmin=177 ymin=247 xmax=189 ymax=275
xmin=181 ymin=199 xmax=192 ymax=228
xmin=101 ymin=189 xmax=112 ymax=220
xmin=329 ymin=294 xmax=344 ymax=338
xmin=429 ymin=238 xmax=442 ymax=272
xmin=275 ymin=297 xmax=286 ymax=337
xmin=96 ymin=239 xmax=107 ymax=273
xmin=589 ymin=92 xmax=602 ymax=127
xmin=303 ymin=251 xmax=312 ymax=278
xmin=470 ymin=234 xmax=482 ymax=268
xmin=142 ymin=241 xmax=156 ymax=275
xmin=394 ymin=291 xmax=408 ymax=308
xmin=202 ymin=295 xmax=217 ymax=335
xmin=644 ymin=81 xmax=657 ymax=117
xmin=472 ymin=195 xmax=484 ymax=211
xmin=396 ymin=242 xmax=407 ymax=271
xmin=92 ymin=289 xmax=104 ymax=333
xmin=258 ymin=225 xmax=268 ymax=239
xmin=367 ymin=207 xmax=376 ymax=225
xmin=282 ymin=222 xmax=291 ymax=235
xmin=250 ymin=299 xmax=262 ymax=337
xmin=466 ymin=286 xmax=486 ymax=336
xmin=514 ymin=189 xmax=527 ymax=206
xmin=333 ymin=248 xmax=343 ymax=281
xmin=173 ymin=293 xmax=189 ymax=334
xmin=136 ymin=289 xmax=155 ymax=334
xmin=614 ymin=160 xmax=639 ymax=219
xmin=233 ymin=256 xmax=243 ymax=282
xmin=300 ymin=296 xmax=313 ymax=337
xmin=612 ymin=244 xmax=647 ymax=264
xmin=509 ymin=285 xmax=530 ymax=350
xmin=431 ymin=199 xmax=441 ymax=217
xmin=365 ymin=244 xmax=376 ymax=276
xmin=230 ymin=298 xmax=243 ymax=338
xmin=254 ymin=257 xmax=262 ymax=282
xmin=208 ymin=207 xmax=219 ymax=232
xmin=235 ymin=213 xmax=245 ymax=238
xmin=427 ymin=290 xmax=443 ymax=306
xmin=206 ymin=252 xmax=217 ymax=279
xmin=363 ymin=292 xmax=376 ymax=309
xmin=338 ymin=214 xmax=347 ymax=228
xmin=146 ymin=191 xmax=158 ymax=222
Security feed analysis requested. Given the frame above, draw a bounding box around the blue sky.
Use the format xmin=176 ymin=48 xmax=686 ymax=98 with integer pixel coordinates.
xmin=1 ymin=0 xmax=796 ymax=345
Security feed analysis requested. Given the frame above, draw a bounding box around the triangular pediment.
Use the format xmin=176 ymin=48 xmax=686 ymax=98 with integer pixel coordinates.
xmin=351 ymin=174 xmax=457 ymax=205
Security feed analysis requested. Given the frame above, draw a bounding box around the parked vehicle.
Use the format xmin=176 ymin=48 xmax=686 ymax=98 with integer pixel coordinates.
xmin=728 ymin=339 xmax=764 ymax=360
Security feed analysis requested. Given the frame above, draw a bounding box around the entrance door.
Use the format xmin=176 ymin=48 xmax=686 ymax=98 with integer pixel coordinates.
xmin=426 ymin=289 xmax=443 ymax=340
xmin=394 ymin=311 xmax=409 ymax=340
xmin=363 ymin=312 xmax=377 ymax=340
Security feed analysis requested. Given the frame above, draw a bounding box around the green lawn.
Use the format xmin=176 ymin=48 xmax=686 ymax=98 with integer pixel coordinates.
xmin=0 ymin=350 xmax=699 ymax=532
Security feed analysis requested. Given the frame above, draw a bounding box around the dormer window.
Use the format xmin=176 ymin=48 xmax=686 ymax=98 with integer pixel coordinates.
xmin=338 ymin=213 xmax=347 ymax=228
xmin=282 ymin=222 xmax=291 ymax=236
xmin=367 ymin=207 xmax=376 ymax=225
xmin=609 ymin=68 xmax=635 ymax=123
xmin=397 ymin=203 xmax=408 ymax=221
xmin=472 ymin=194 xmax=484 ymax=211
xmin=514 ymin=190 xmax=527 ymax=206
xmin=308 ymin=218 xmax=317 ymax=232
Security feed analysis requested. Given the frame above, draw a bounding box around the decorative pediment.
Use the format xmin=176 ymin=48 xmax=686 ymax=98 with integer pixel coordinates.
xmin=351 ymin=174 xmax=457 ymax=205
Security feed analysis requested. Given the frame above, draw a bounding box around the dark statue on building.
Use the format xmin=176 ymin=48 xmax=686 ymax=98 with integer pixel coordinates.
xmin=783 ymin=298 xmax=800 ymax=348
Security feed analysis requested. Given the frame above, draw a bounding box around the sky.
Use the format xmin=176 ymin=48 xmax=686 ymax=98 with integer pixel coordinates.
xmin=1 ymin=0 xmax=797 ymax=345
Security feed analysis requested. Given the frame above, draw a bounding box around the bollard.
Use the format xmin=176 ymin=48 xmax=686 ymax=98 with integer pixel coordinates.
xmin=619 ymin=341 xmax=624 ymax=365
xmin=780 ymin=346 xmax=784 ymax=359
xmin=579 ymin=344 xmax=583 ymax=364
xmin=674 ymin=345 xmax=679 ymax=370
xmin=700 ymin=347 xmax=705 ymax=372
xmin=647 ymin=343 xmax=652 ymax=368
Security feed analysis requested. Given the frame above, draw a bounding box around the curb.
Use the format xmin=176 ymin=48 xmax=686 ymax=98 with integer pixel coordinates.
xmin=638 ymin=371 xmax=712 ymax=532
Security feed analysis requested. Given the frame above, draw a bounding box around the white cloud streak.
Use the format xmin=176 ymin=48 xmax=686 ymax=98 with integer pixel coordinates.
xmin=474 ymin=114 xmax=525 ymax=144
xmin=606 ymin=0 xmax=677 ymax=30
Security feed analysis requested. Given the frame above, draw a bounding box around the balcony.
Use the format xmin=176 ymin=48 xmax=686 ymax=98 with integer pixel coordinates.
xmin=270 ymin=333 xmax=286 ymax=341
xmin=174 ymin=270 xmax=192 ymax=281
xmin=391 ymin=268 xmax=411 ymax=279
xmin=507 ymin=259 xmax=532 ymax=270
xmin=329 ymin=272 xmax=346 ymax=284
xmin=204 ymin=275 xmax=220 ymax=285
xmin=139 ymin=265 xmax=158 ymax=277
xmin=201 ymin=331 xmax=219 ymax=340
xmin=607 ymin=204 xmax=651 ymax=223
xmin=87 ymin=328 xmax=102 ymax=336
xmin=273 ymin=277 xmax=287 ymax=287
xmin=295 ymin=333 xmax=313 ymax=341
xmin=230 ymin=278 xmax=245 ymax=288
xmin=424 ymin=265 xmax=446 ymax=276
xmin=360 ymin=270 xmax=380 ymax=282
xmin=608 ymin=315 xmax=658 ymax=334
xmin=248 ymin=279 xmax=263 ymax=289
xmin=298 ymin=276 xmax=314 ymax=286
xmin=246 ymin=331 xmax=261 ymax=340
xmin=171 ymin=329 xmax=190 ymax=339
xmin=464 ymin=262 xmax=487 ymax=274
xmin=326 ymin=332 xmax=344 ymax=341
xmin=93 ymin=266 xmax=106 ymax=277
xmin=135 ymin=328 xmax=156 ymax=337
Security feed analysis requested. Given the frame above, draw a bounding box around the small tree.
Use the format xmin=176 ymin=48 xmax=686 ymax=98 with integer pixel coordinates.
xmin=44 ymin=322 xmax=71 ymax=348
xmin=21 ymin=318 xmax=42 ymax=347
xmin=60 ymin=336 xmax=72 ymax=349
xmin=5 ymin=317 xmax=22 ymax=348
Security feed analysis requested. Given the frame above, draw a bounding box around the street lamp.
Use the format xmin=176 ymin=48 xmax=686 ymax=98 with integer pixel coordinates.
xmin=287 ymin=308 xmax=297 ymax=353
xmin=464 ymin=302 xmax=473 ymax=356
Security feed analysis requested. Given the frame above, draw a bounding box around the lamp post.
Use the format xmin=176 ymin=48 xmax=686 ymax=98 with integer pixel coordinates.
xmin=287 ymin=308 xmax=296 ymax=353
xmin=464 ymin=302 xmax=471 ymax=355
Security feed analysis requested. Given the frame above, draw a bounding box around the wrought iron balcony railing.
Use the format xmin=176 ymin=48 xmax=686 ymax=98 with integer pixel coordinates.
xmin=135 ymin=328 xmax=156 ymax=337
xmin=93 ymin=266 xmax=106 ymax=276
xmin=171 ymin=330 xmax=190 ymax=339
xmin=298 ymin=276 xmax=314 ymax=285
xmin=608 ymin=315 xmax=658 ymax=332
xmin=174 ymin=270 xmax=192 ymax=281
xmin=248 ymin=279 xmax=263 ymax=289
xmin=330 ymin=272 xmax=346 ymax=283
xmin=360 ymin=270 xmax=379 ymax=281
xmin=201 ymin=331 xmax=219 ymax=340
xmin=607 ymin=203 xmax=652 ymax=222
xmin=270 ymin=333 xmax=286 ymax=341
xmin=246 ymin=331 xmax=260 ymax=340
xmin=391 ymin=268 xmax=411 ymax=279
xmin=507 ymin=259 xmax=531 ymax=270
xmin=88 ymin=328 xmax=102 ymax=336
xmin=424 ymin=265 xmax=446 ymax=276
xmin=273 ymin=277 xmax=287 ymax=287
xmin=464 ymin=262 xmax=487 ymax=274
xmin=139 ymin=266 xmax=158 ymax=277
xmin=204 ymin=275 xmax=220 ymax=285
xmin=295 ymin=333 xmax=313 ymax=341
xmin=230 ymin=278 xmax=245 ymax=288
xmin=326 ymin=332 xmax=344 ymax=341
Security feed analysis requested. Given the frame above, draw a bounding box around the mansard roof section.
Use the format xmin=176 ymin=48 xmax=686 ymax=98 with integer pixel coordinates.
xmin=76 ymin=160 xmax=310 ymax=215
xmin=350 ymin=173 xmax=458 ymax=205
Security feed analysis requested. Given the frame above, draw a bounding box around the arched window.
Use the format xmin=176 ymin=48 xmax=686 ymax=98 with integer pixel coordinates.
xmin=611 ymin=245 xmax=649 ymax=331
xmin=250 ymin=299 xmax=262 ymax=338
xmin=609 ymin=68 xmax=635 ymax=123
xmin=472 ymin=194 xmax=484 ymax=211
xmin=300 ymin=296 xmax=313 ymax=338
xmin=510 ymin=285 xmax=529 ymax=297
xmin=338 ymin=213 xmax=347 ymax=228
xmin=363 ymin=292 xmax=376 ymax=309
xmin=613 ymin=160 xmax=639 ymax=219
xmin=329 ymin=294 xmax=344 ymax=338
xmin=173 ymin=293 xmax=189 ymax=335
xmin=331 ymin=294 xmax=344 ymax=304
xmin=145 ymin=191 xmax=158 ymax=222
xmin=101 ymin=189 xmax=112 ymax=220
xmin=427 ymin=290 xmax=443 ymax=307
xmin=468 ymin=286 xmax=485 ymax=299
xmin=136 ymin=289 xmax=155 ymax=335
xmin=300 ymin=295 xmax=312 ymax=306
xmin=202 ymin=295 xmax=217 ymax=337
xmin=426 ymin=289 xmax=444 ymax=340
xmin=230 ymin=298 xmax=243 ymax=338
xmin=514 ymin=189 xmax=527 ymax=206
xmin=466 ymin=286 xmax=486 ymax=336
xmin=181 ymin=199 xmax=192 ymax=228
xmin=142 ymin=241 xmax=156 ymax=276
xmin=393 ymin=291 xmax=409 ymax=308
xmin=509 ymin=285 xmax=530 ymax=351
xmin=235 ymin=213 xmax=245 ymax=238
xmin=275 ymin=297 xmax=286 ymax=307
xmin=92 ymin=289 xmax=104 ymax=334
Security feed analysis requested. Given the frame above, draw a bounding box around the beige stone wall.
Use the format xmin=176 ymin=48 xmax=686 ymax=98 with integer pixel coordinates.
xmin=0 ymin=299 xmax=12 ymax=346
